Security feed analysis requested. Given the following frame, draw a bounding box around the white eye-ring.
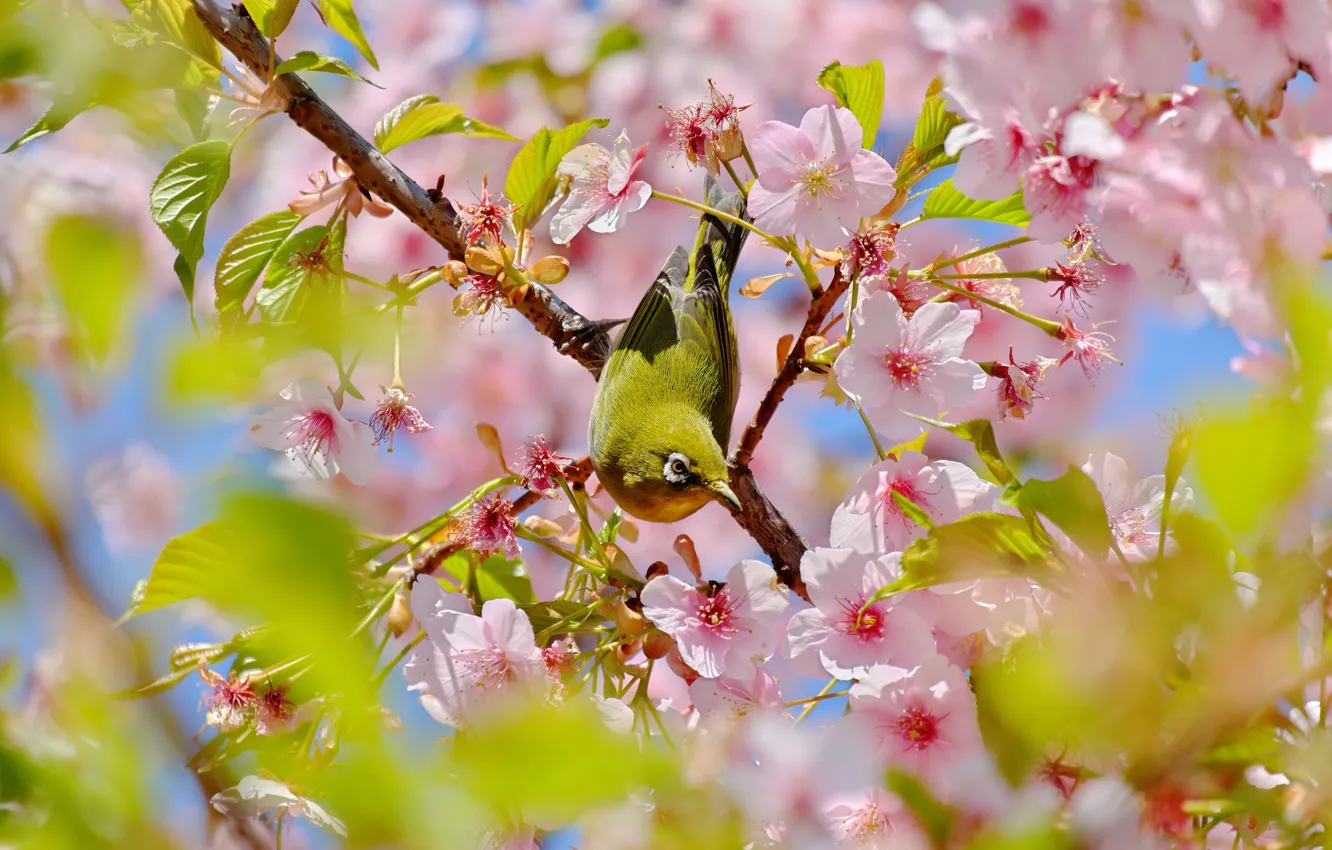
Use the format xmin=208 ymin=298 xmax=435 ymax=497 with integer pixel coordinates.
xmin=664 ymin=452 xmax=691 ymax=485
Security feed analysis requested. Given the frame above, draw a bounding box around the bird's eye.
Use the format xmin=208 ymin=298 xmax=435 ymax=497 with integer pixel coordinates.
xmin=663 ymin=452 xmax=692 ymax=485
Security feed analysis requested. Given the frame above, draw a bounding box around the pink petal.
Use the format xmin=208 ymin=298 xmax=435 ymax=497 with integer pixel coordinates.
xmin=848 ymin=148 xmax=898 ymax=213
xmin=640 ymin=575 xmax=698 ymax=635
xmin=750 ymin=120 xmax=813 ymax=188
xmin=908 ymin=302 xmax=980 ymax=359
xmin=331 ymin=418 xmax=377 ymax=485
xmin=556 ymin=143 xmax=610 ymax=180
xmin=929 ymin=358 xmax=989 ymax=408
xmin=748 ymin=184 xmax=802 ymax=238
xmin=481 ymin=598 xmax=538 ymax=657
xmin=800 ymin=105 xmax=863 ymax=161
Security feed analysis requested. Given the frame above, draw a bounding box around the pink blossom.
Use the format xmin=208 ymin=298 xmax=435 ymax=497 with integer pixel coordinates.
xmin=514 ymin=434 xmax=573 ymax=493
xmin=640 ymin=560 xmax=791 ymax=678
xmin=1082 ymin=452 xmax=1194 ymax=561
xmin=248 ymin=379 xmax=377 ymax=485
xmin=830 ymin=450 xmax=999 ymax=556
xmin=1056 ymin=315 xmax=1119 ymax=379
xmin=84 ymin=443 xmax=180 ymax=552
xmin=1089 ymin=0 xmax=1191 ymax=95
xmin=849 ymin=655 xmax=984 ymax=788
xmin=835 ymin=292 xmax=987 ymax=441
xmin=289 ymin=157 xmax=393 ymax=218
xmin=907 ymin=580 xmax=1045 ymax=669
xmin=846 ymin=224 xmax=900 ymax=279
xmin=688 ymin=664 xmax=784 ymax=719
xmin=1048 ymin=260 xmax=1105 ymax=314
xmin=943 ymin=250 xmax=1021 ymax=312
xmin=211 ymin=776 xmax=346 ymax=837
xmin=404 ymin=580 xmax=547 ymax=727
xmin=550 ymin=131 xmax=652 ymax=244
xmin=458 ymin=495 xmax=520 ymax=559
xmin=369 ymin=387 xmax=432 ymax=450
xmin=946 ymin=115 xmax=1043 ymax=202
xmin=457 ymin=176 xmax=516 ymax=246
xmin=748 ymin=105 xmax=897 ymax=248
xmin=253 ymin=685 xmax=296 ymax=736
xmin=786 ymin=548 xmax=937 ymax=680
xmin=198 ymin=664 xmax=256 ymax=732
xmin=1187 ymin=0 xmax=1330 ymax=104
xmin=991 ymin=347 xmax=1058 ymax=420
xmin=453 ymin=272 xmax=509 ymax=324
xmin=661 ymin=80 xmax=747 ymax=173
xmin=824 ymin=787 xmax=928 ymax=850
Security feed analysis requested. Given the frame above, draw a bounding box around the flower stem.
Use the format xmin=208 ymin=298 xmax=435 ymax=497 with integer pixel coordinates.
xmin=351 ymin=578 xmax=405 ymax=638
xmin=343 ymin=270 xmax=394 ymax=291
xmin=794 ymin=678 xmax=840 ymax=725
xmin=740 ymin=142 xmax=759 ymax=179
xmin=783 ymin=689 xmax=850 ymax=708
xmin=722 ymin=159 xmax=749 ymax=197
xmin=928 ymin=269 xmax=1048 ymax=282
xmin=391 ymin=305 xmax=404 ymax=390
xmin=365 ymin=476 xmax=516 ymax=573
xmin=649 ymin=190 xmax=779 ymax=244
xmin=534 ymin=592 xmax=616 ymax=644
xmin=855 ymin=403 xmax=888 ymax=461
xmin=921 ymin=277 xmax=1063 ymax=336
xmin=515 ymin=525 xmax=602 ymax=573
xmin=844 ymin=273 xmax=861 ymax=343
xmin=897 ymin=216 xmax=922 ymax=229
xmin=928 ymin=236 xmax=1033 ymax=273
xmin=559 ymin=478 xmax=612 ymax=575
xmin=371 ymin=630 xmax=425 ymax=690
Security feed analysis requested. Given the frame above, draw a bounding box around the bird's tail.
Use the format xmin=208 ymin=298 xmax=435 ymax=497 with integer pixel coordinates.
xmin=693 ymin=173 xmax=750 ymax=294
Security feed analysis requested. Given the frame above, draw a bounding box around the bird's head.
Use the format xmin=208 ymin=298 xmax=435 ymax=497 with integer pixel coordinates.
xmin=594 ymin=406 xmax=741 ymax=523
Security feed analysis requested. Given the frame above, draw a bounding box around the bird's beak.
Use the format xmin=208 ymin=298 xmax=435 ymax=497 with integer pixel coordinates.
xmin=709 ymin=480 xmax=742 ymax=512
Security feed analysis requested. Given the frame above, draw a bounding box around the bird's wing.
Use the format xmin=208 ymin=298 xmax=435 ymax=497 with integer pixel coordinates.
xmin=599 ymin=246 xmax=690 ymax=385
xmin=678 ymin=242 xmax=739 ymax=445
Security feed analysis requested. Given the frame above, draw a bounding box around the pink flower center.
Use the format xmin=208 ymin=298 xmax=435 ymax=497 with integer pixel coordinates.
xmin=285 ymin=410 xmax=338 ymax=460
xmin=835 ymin=594 xmax=885 ymax=642
xmin=879 ymin=476 xmax=936 ymax=527
xmin=883 ymin=348 xmax=934 ymax=391
xmin=695 ymin=589 xmax=746 ymax=634
xmin=1111 ymin=506 xmax=1152 ymax=546
xmin=1243 ymin=0 xmax=1285 ymax=28
xmin=841 ymin=802 xmax=889 ymax=841
xmin=798 ymin=158 xmax=844 ymax=202
xmin=894 ymin=705 xmax=942 ymax=751
xmin=1010 ymin=2 xmax=1050 ymax=38
xmin=459 ymin=648 xmax=516 ymax=690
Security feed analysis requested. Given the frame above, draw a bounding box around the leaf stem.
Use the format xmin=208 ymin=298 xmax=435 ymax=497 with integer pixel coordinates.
xmin=343 ymin=270 xmax=394 ymax=291
xmin=794 ymin=679 xmax=840 ymax=724
xmin=921 ymin=277 xmax=1063 ymax=335
xmin=856 ymin=403 xmax=887 ymax=461
xmin=927 ymin=236 xmax=1033 ymax=273
xmin=372 ymin=631 xmax=425 ymax=690
xmin=514 ymin=525 xmax=602 ymax=573
xmin=649 ymin=190 xmax=779 ymax=244
xmin=559 ymin=479 xmax=611 ymax=574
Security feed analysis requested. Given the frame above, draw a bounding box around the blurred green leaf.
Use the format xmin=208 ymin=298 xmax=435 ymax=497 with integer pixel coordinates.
xmin=164 ymin=332 xmax=266 ymax=402
xmin=373 ymin=95 xmax=515 ymax=154
xmin=909 ymin=414 xmax=1015 ymax=484
xmin=591 ymin=22 xmax=642 ymax=64
xmin=316 ymin=0 xmax=377 ymax=70
xmin=922 ymin=179 xmax=1030 ymax=226
xmin=123 ymin=0 xmax=221 ymax=72
xmin=439 ymin=552 xmax=536 ymax=604
xmin=175 ymin=85 xmax=213 ymax=140
xmin=0 ymin=553 xmax=13 ymax=601
xmin=971 ymin=660 xmax=1044 ymax=785
xmin=5 ymin=96 xmax=94 ymax=153
xmin=244 ymin=0 xmax=300 ymax=38
xmin=895 ymin=513 xmax=1053 ymax=593
xmin=120 ymin=522 xmax=234 ymax=621
xmin=455 ymin=696 xmax=672 ymax=823
xmin=112 ymin=661 xmax=200 ymax=699
xmin=885 ymin=769 xmax=954 ymax=846
xmin=44 ymin=214 xmax=142 ymax=364
xmin=505 ymin=117 xmax=609 ymax=233
xmin=214 ymin=209 xmax=304 ymax=315
xmin=521 ymin=599 xmax=590 ymax=635
xmin=816 ymin=58 xmax=885 ymax=147
xmin=149 ymin=139 xmax=232 ymax=316
xmin=274 ymin=50 xmax=380 ymax=86
xmin=1010 ymin=466 xmax=1113 ymax=560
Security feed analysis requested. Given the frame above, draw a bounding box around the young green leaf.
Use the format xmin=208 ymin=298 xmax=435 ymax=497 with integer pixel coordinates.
xmin=910 ymin=87 xmax=963 ymax=170
xmin=1009 ymin=466 xmax=1114 ymax=560
xmin=896 ymin=512 xmax=1054 ymax=593
xmin=521 ymin=599 xmax=592 ymax=636
xmin=373 ymin=95 xmax=516 ymax=153
xmin=273 ymin=50 xmax=381 ymax=87
xmin=124 ymin=0 xmax=221 ymax=75
xmin=244 ymin=0 xmax=300 ymax=38
xmin=505 ymin=117 xmax=610 ymax=233
xmin=214 ymin=210 xmax=305 ymax=315
xmin=921 ymin=179 xmax=1031 ymax=226
xmin=907 ymin=414 xmax=1016 ymax=485
xmin=816 ymin=59 xmax=885 ymax=147
xmin=149 ymin=139 xmax=232 ymax=314
xmin=119 ymin=522 xmax=235 ymax=621
xmin=44 ymin=215 xmax=142 ymax=364
xmin=316 ymin=0 xmax=378 ymax=70
xmin=891 ymin=491 xmax=935 ymax=531
xmin=255 ymin=225 xmax=328 ymax=322
xmin=5 ymin=96 xmax=98 ymax=153
xmin=438 ymin=552 xmax=536 ymax=604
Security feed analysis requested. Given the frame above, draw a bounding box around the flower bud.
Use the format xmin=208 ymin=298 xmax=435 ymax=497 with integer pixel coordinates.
xmin=614 ymin=637 xmax=643 ymax=666
xmin=529 ymin=255 xmax=570 ymax=285
xmin=441 ymin=260 xmax=468 ymax=287
xmin=386 ymin=592 xmax=413 ymax=637
xmin=643 ymin=629 xmax=674 ymax=660
xmin=523 ymin=515 xmax=564 ymax=539
xmin=645 ymin=560 xmax=670 ymax=582
xmin=674 ymin=534 xmax=702 ymax=583
xmin=465 ymin=245 xmax=503 ymax=275
xmin=666 ymin=645 xmax=700 ymax=685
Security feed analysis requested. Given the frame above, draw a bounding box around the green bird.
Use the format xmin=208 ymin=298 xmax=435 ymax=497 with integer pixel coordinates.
xmin=589 ymin=175 xmax=748 ymax=523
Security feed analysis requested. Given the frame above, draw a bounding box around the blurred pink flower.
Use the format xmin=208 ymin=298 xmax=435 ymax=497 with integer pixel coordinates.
xmin=946 ymin=115 xmax=1043 ymax=202
xmin=211 ymin=776 xmax=346 ymax=837
xmin=198 ymin=664 xmax=256 ymax=733
xmin=289 ymin=157 xmax=394 ymax=218
xmin=835 ymin=293 xmax=987 ymax=441
xmin=944 ymin=251 xmax=1021 ymax=312
xmin=786 ymin=548 xmax=937 ymax=680
xmin=369 ymin=387 xmax=432 ymax=451
xmin=849 ymin=654 xmax=984 ymax=788
xmin=640 ymin=559 xmax=791 ymax=678
xmin=1082 ymin=452 xmax=1193 ymax=561
xmin=249 ymin=379 xmax=377 ymax=485
xmin=458 ymin=495 xmax=520 ymax=559
xmin=253 ymin=685 xmax=296 ymax=736
xmin=688 ymin=664 xmax=784 ymax=719
xmin=514 ymin=434 xmax=573 ymax=493
xmin=84 ymin=442 xmax=179 ymax=552
xmin=830 ymin=450 xmax=1000 ymax=556
xmin=550 ymin=131 xmax=652 ymax=244
xmin=1186 ymin=0 xmax=1330 ymax=104
xmin=405 ymin=581 xmax=547 ymax=727
xmin=748 ymin=105 xmax=897 ymax=248
xmin=824 ymin=787 xmax=928 ymax=850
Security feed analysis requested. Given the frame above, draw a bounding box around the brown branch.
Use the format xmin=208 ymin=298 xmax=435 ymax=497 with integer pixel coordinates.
xmin=189 ymin=0 xmax=815 ymax=595
xmin=734 ymin=266 xmax=850 ymax=467
xmin=190 ymin=0 xmax=611 ymax=376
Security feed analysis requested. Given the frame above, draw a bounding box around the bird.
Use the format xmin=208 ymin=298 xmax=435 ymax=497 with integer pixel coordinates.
xmin=588 ymin=174 xmax=748 ymax=523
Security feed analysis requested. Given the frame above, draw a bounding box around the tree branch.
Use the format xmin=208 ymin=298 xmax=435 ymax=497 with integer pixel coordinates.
xmin=190 ymin=0 xmax=813 ymax=597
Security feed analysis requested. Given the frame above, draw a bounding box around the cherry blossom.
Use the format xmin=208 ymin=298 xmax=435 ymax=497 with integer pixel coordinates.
xmin=824 ymin=787 xmax=928 ymax=850
xmin=787 ymin=548 xmax=937 ymax=680
xmin=288 ymin=157 xmax=393 ymax=218
xmin=211 ymin=776 xmax=346 ymax=837
xmin=688 ymin=664 xmax=784 ymax=719
xmin=830 ymin=450 xmax=1000 ymax=556
xmin=253 ymin=685 xmax=297 ymax=736
xmin=404 ymin=580 xmax=547 ymax=727
xmin=640 ymin=560 xmax=791 ymax=678
xmin=849 ymin=655 xmax=984 ymax=790
xmin=84 ymin=442 xmax=179 ymax=552
xmin=991 ymin=347 xmax=1058 ymax=420
xmin=835 ymin=292 xmax=988 ymax=441
xmin=369 ymin=387 xmax=432 ymax=450
xmin=1186 ymin=0 xmax=1330 ymax=105
xmin=198 ymin=664 xmax=256 ymax=733
xmin=457 ymin=176 xmax=517 ymax=246
xmin=248 ymin=379 xmax=377 ymax=485
xmin=458 ymin=495 xmax=520 ymax=559
xmin=747 ymin=105 xmax=897 ymax=248
xmin=550 ymin=131 xmax=652 ymax=244
xmin=514 ymin=434 xmax=573 ymax=493
xmin=943 ymin=250 xmax=1021 ymax=312
xmin=945 ymin=113 xmax=1044 ymax=203
xmin=1082 ymin=452 xmax=1194 ymax=561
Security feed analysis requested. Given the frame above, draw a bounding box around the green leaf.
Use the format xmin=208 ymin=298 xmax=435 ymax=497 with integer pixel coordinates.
xmin=5 ymin=97 xmax=94 ymax=153
xmin=895 ymin=513 xmax=1054 ymax=593
xmin=44 ymin=215 xmax=142 ymax=364
xmin=255 ymin=225 xmax=328 ymax=323
xmin=891 ymin=491 xmax=935 ymax=531
xmin=439 ymin=552 xmax=536 ymax=604
xmin=591 ymin=22 xmax=642 ymax=64
xmin=123 ymin=0 xmax=221 ymax=76
xmin=922 ymin=179 xmax=1030 ymax=226
xmin=908 ymin=414 xmax=1015 ymax=485
xmin=373 ymin=95 xmax=515 ymax=153
xmin=175 ymin=86 xmax=213 ymax=141
xmin=505 ymin=117 xmax=609 ymax=233
xmin=886 ymin=770 xmax=955 ymax=847
xmin=521 ymin=599 xmax=592 ymax=636
xmin=316 ymin=0 xmax=377 ymax=70
xmin=1010 ymin=466 xmax=1114 ymax=559
xmin=273 ymin=50 xmax=380 ymax=87
xmin=149 ymin=139 xmax=232 ymax=313
xmin=816 ymin=59 xmax=885 ymax=147
xmin=244 ymin=0 xmax=300 ymax=38
xmin=164 ymin=333 xmax=266 ymax=403
xmin=120 ymin=522 xmax=234 ymax=622
xmin=214 ymin=210 xmax=305 ymax=315
xmin=911 ymin=85 xmax=963 ymax=169
xmin=111 ymin=663 xmax=200 ymax=699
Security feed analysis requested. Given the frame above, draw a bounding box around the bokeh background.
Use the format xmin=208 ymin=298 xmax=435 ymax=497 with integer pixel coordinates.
xmin=0 ymin=0 xmax=1262 ymax=845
